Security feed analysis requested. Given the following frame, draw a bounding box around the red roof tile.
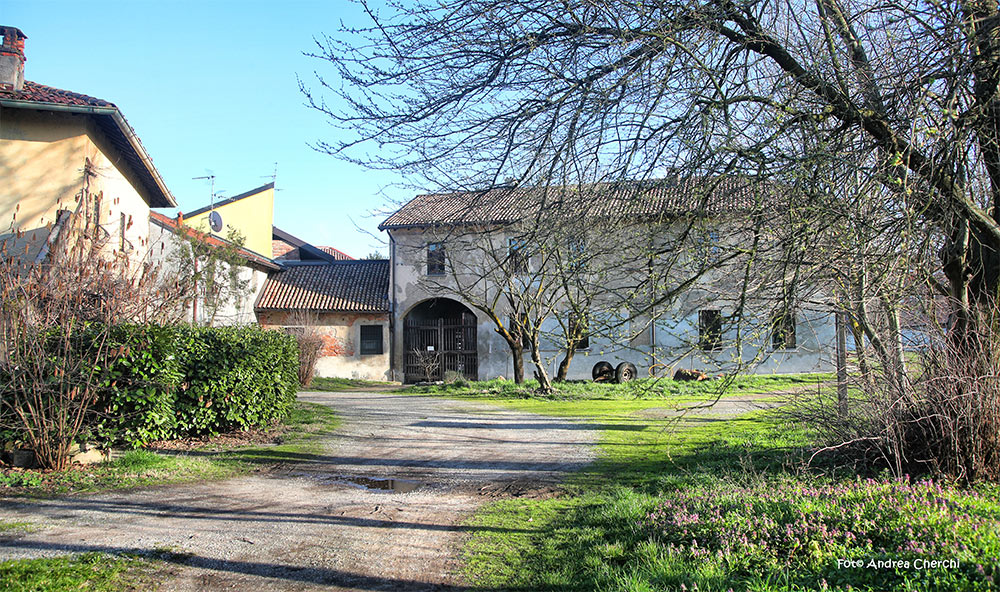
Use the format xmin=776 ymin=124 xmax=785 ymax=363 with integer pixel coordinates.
xmin=318 ymin=246 xmax=353 ymax=260
xmin=255 ymin=261 xmax=390 ymax=313
xmin=0 ymin=80 xmax=115 ymax=107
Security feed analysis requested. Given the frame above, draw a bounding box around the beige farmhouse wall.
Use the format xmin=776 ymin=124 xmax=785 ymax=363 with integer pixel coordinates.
xmin=0 ymin=108 xmax=152 ymax=264
xmin=257 ymin=311 xmax=391 ymax=381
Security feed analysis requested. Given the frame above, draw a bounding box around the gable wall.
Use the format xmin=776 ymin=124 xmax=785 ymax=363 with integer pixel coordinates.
xmin=1 ymin=107 xmax=152 ymax=265
xmin=185 ymin=186 xmax=274 ymax=256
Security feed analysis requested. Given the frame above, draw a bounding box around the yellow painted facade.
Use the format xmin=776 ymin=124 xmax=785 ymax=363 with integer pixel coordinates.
xmin=183 ymin=185 xmax=274 ymax=257
xmin=0 ymin=107 xmax=153 ymax=262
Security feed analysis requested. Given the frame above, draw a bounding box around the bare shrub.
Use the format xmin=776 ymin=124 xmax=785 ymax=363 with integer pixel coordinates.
xmin=280 ymin=312 xmax=325 ymax=388
xmin=410 ymin=349 xmax=441 ymax=383
xmin=806 ymin=299 xmax=1000 ymax=483
xmin=0 ymin=207 xmax=180 ymax=470
xmin=295 ymin=332 xmax=324 ymax=388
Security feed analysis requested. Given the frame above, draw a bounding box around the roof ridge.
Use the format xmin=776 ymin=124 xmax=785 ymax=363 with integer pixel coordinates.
xmin=183 ymin=182 xmax=275 ymax=218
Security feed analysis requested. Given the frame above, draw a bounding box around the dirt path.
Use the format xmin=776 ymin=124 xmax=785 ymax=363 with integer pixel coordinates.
xmin=0 ymin=392 xmax=598 ymax=591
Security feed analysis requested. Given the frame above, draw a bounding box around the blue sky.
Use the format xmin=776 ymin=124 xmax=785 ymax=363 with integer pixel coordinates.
xmin=5 ymin=0 xmax=408 ymax=258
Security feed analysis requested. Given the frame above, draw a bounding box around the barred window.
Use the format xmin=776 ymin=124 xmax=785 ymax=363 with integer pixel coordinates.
xmin=360 ymin=325 xmax=383 ymax=355
xmin=427 ymin=242 xmax=445 ymax=275
xmin=771 ymin=310 xmax=797 ymax=350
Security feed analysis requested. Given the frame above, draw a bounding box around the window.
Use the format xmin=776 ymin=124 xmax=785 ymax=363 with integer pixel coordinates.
xmin=119 ymin=212 xmax=127 ymax=251
xmin=771 ymin=310 xmax=797 ymax=350
xmin=569 ymin=313 xmax=590 ymax=350
xmin=567 ymin=237 xmax=586 ymax=272
xmin=508 ymin=237 xmax=528 ymax=273
xmin=427 ymin=242 xmax=445 ymax=275
xmin=360 ymin=325 xmax=383 ymax=355
xmin=698 ymin=309 xmax=723 ymax=351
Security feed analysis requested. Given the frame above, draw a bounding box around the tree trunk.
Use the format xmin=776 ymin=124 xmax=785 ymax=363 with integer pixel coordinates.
xmin=881 ymin=296 xmax=908 ymax=393
xmin=943 ymin=217 xmax=972 ymax=348
xmin=511 ymin=344 xmax=525 ymax=384
xmin=849 ymin=317 xmax=872 ymax=389
xmin=836 ymin=311 xmax=849 ymax=417
xmin=555 ymin=349 xmax=574 ymax=382
xmin=528 ymin=338 xmax=553 ymax=393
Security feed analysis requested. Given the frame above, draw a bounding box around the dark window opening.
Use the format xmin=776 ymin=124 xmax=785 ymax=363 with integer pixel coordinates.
xmin=771 ymin=310 xmax=797 ymax=350
xmin=699 ymin=309 xmax=723 ymax=351
xmin=569 ymin=313 xmax=590 ymax=350
xmin=119 ymin=212 xmax=127 ymax=251
xmin=508 ymin=237 xmax=528 ymax=273
xmin=427 ymin=242 xmax=445 ymax=275
xmin=360 ymin=325 xmax=384 ymax=355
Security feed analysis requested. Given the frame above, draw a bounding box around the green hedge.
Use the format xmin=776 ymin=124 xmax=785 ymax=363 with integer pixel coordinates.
xmin=92 ymin=324 xmax=299 ymax=448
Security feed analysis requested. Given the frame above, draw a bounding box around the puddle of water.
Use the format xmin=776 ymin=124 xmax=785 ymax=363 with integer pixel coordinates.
xmin=338 ymin=476 xmax=422 ymax=493
xmin=286 ymin=471 xmax=423 ymax=493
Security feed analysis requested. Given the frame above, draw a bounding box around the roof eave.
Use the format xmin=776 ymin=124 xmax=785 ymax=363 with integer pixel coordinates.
xmin=0 ymin=99 xmax=177 ymax=208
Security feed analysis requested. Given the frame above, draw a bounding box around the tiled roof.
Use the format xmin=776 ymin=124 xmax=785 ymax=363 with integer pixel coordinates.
xmin=319 ymin=246 xmax=353 ymax=260
xmin=255 ymin=260 xmax=390 ymax=313
xmin=379 ymin=177 xmax=769 ymax=229
xmin=150 ymin=212 xmax=281 ymax=271
xmin=272 ymin=239 xmax=296 ymax=259
xmin=273 ymin=243 xmax=353 ymax=262
xmin=0 ymin=80 xmax=115 ymax=107
xmin=0 ymin=81 xmax=175 ymax=208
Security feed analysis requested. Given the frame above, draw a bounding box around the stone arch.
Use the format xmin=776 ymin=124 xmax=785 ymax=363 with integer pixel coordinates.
xmin=403 ymin=298 xmax=478 ymax=383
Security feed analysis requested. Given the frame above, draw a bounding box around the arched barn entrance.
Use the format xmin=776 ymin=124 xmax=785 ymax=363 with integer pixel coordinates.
xmin=403 ymin=298 xmax=478 ymax=383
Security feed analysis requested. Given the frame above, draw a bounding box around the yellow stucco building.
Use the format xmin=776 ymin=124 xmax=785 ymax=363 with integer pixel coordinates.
xmin=182 ymin=183 xmax=275 ymax=258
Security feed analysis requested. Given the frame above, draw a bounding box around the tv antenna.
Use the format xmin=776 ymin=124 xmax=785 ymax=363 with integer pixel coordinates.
xmin=193 ymin=174 xmax=224 ymax=232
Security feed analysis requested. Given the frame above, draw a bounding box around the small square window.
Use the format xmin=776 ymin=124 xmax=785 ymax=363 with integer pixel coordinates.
xmin=699 ymin=309 xmax=723 ymax=351
xmin=360 ymin=325 xmax=383 ymax=355
xmin=427 ymin=242 xmax=445 ymax=275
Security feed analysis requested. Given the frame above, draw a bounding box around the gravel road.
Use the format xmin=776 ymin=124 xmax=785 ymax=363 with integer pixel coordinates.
xmin=0 ymin=392 xmax=598 ymax=591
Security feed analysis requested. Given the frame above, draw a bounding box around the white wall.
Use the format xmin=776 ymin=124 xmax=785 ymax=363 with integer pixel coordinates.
xmin=388 ymin=222 xmax=836 ymax=381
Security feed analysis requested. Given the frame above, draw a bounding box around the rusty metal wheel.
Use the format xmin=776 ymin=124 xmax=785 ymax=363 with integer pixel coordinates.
xmin=592 ymin=361 xmax=614 ymax=382
xmin=616 ymin=362 xmax=637 ymax=383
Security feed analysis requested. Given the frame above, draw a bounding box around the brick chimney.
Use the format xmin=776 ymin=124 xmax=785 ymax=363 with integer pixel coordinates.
xmin=0 ymin=26 xmax=27 ymax=92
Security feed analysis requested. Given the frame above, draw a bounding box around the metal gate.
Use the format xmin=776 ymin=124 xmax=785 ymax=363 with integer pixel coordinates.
xmin=403 ymin=310 xmax=478 ymax=383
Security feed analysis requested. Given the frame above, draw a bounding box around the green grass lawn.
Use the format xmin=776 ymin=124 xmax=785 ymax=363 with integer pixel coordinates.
xmin=452 ymin=376 xmax=1000 ymax=591
xmin=0 ymin=400 xmax=339 ymax=496
xmin=307 ymin=376 xmax=399 ymax=391
xmin=401 ymin=373 xmax=831 ymax=401
xmin=0 ymin=553 xmax=155 ymax=592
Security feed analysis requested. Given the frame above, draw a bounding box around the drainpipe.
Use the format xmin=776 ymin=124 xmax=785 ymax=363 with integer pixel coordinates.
xmin=389 ymin=233 xmax=398 ymax=382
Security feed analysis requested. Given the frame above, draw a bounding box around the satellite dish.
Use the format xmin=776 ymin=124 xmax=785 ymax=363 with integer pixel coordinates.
xmin=209 ymin=211 xmax=223 ymax=232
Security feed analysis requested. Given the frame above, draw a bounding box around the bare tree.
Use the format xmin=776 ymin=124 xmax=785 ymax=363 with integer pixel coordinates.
xmin=307 ymin=0 xmax=1000 ymax=345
